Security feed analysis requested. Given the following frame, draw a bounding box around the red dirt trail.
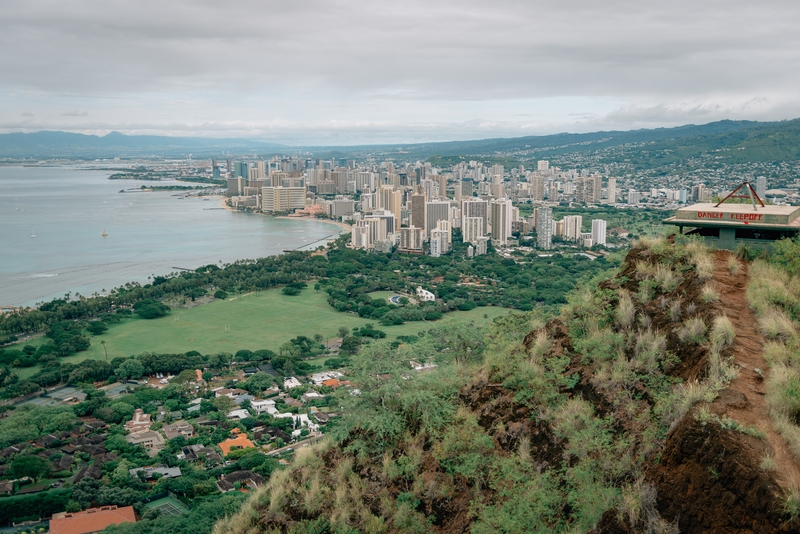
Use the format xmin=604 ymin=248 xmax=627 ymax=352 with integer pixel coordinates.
xmin=712 ymin=250 xmax=800 ymax=488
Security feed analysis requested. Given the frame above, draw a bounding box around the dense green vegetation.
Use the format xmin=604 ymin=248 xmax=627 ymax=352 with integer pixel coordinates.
xmin=215 ymin=238 xmax=759 ymax=533
xmin=1 ymin=233 xmax=612 ymax=400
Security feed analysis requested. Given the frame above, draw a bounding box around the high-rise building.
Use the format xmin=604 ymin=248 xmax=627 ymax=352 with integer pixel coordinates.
xmin=351 ymin=225 xmax=370 ymax=250
xmin=410 ymin=193 xmax=427 ymax=230
xmin=607 ymin=178 xmax=617 ymax=204
xmin=436 ymin=219 xmax=452 ymax=244
xmin=227 ymin=177 xmax=244 ymax=196
xmin=399 ymin=226 xmax=424 ymax=251
xmin=212 ymin=160 xmax=220 ymax=180
xmin=261 ymin=186 xmax=306 ymax=213
xmin=563 ymin=215 xmax=583 ymax=241
xmin=591 ymin=219 xmax=607 ymax=246
xmin=329 ymin=199 xmax=355 ymax=219
xmin=628 ymin=190 xmax=641 ymax=205
xmin=429 ymin=228 xmax=451 ymax=257
xmin=490 ymin=198 xmax=513 ymax=245
xmin=377 ymin=185 xmax=402 ymax=224
xmin=425 ymin=201 xmax=450 ymax=238
xmin=756 ymin=176 xmax=767 ymax=199
xmin=537 ymin=207 xmax=553 ymax=250
xmin=537 ymin=160 xmax=549 ymax=171
xmin=462 ymin=217 xmax=484 ymax=245
xmin=531 ymin=174 xmax=545 ymax=201
xmin=691 ymin=184 xmax=706 ymax=202
xmin=475 ymin=236 xmax=490 ymax=255
xmin=437 ymin=174 xmax=449 ymax=199
xmin=549 ymin=182 xmax=559 ymax=201
xmin=461 ymin=179 xmax=473 ymax=198
xmin=461 ymin=198 xmax=488 ymax=234
xmin=234 ymin=162 xmax=249 ymax=179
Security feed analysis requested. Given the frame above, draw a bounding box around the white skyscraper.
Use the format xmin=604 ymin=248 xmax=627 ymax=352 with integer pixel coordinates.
xmin=563 ymin=215 xmax=583 ymax=241
xmin=537 ymin=207 xmax=553 ymax=250
xmin=591 ymin=219 xmax=607 ymax=246
xmin=628 ymin=190 xmax=641 ymax=205
xmin=462 ymin=217 xmax=484 ymax=245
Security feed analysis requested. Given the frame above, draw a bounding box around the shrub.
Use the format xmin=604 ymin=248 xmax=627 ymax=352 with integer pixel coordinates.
xmin=727 ymin=256 xmax=742 ymax=276
xmin=677 ymin=317 xmax=707 ymax=344
xmin=615 ymin=291 xmax=635 ymax=329
xmin=710 ymin=315 xmax=736 ymax=352
xmin=700 ymin=284 xmax=720 ymax=303
xmin=758 ymin=309 xmax=797 ymax=341
xmin=691 ymin=249 xmax=715 ymax=281
xmin=668 ymin=298 xmax=682 ymax=322
xmin=654 ymin=264 xmax=681 ymax=293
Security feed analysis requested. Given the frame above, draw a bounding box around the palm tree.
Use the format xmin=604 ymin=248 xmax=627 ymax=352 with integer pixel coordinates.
xmin=100 ymin=340 xmax=108 ymax=361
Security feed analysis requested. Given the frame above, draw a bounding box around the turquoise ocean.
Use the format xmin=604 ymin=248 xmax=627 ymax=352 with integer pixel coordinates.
xmin=0 ymin=165 xmax=343 ymax=307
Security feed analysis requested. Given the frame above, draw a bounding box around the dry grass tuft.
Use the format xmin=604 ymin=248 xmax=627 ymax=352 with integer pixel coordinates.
xmin=616 ymin=291 xmax=636 ymax=329
xmin=727 ymin=256 xmax=742 ymax=276
xmin=692 ymin=250 xmax=715 ymax=281
xmin=758 ymin=308 xmax=797 ymax=341
xmin=700 ymin=283 xmax=720 ymax=303
xmin=528 ymin=330 xmax=552 ymax=363
xmin=668 ymin=298 xmax=682 ymax=323
xmin=654 ymin=263 xmax=682 ymax=293
xmin=710 ymin=315 xmax=736 ymax=352
xmin=677 ymin=316 xmax=707 ymax=345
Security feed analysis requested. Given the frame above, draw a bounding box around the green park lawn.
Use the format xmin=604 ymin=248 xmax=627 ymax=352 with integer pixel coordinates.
xmin=16 ymin=287 xmax=512 ymax=377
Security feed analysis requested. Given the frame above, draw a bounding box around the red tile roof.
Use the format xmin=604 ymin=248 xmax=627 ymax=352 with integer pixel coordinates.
xmin=50 ymin=506 xmax=136 ymax=534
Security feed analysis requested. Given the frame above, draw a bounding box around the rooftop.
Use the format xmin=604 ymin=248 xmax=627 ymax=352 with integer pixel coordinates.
xmin=665 ymin=202 xmax=800 ymax=229
xmin=50 ymin=505 xmax=136 ymax=534
xmin=218 ymin=429 xmax=256 ymax=456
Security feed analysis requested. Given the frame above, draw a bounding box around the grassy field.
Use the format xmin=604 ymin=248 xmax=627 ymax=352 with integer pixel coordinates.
xmin=15 ymin=288 xmax=512 ymax=377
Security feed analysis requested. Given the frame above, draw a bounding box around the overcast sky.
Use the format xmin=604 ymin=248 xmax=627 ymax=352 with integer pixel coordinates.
xmin=1 ymin=0 xmax=798 ymax=145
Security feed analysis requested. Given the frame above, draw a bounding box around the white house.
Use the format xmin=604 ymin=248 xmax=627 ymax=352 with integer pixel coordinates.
xmin=416 ymin=287 xmax=435 ymax=302
xmin=283 ymin=377 xmax=303 ymax=390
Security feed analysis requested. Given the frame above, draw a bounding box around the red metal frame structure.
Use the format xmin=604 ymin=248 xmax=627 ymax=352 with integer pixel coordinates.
xmin=714 ymin=181 xmax=765 ymax=209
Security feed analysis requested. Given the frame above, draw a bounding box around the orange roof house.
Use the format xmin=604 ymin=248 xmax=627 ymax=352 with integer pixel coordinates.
xmin=50 ymin=505 xmax=136 ymax=534
xmin=322 ymin=378 xmax=340 ymax=388
xmin=218 ymin=428 xmax=256 ymax=456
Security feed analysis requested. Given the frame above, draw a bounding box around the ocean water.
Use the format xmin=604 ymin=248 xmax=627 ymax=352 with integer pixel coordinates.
xmin=0 ymin=165 xmax=343 ymax=307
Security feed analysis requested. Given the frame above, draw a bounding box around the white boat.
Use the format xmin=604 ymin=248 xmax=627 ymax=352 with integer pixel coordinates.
xmin=102 ymin=228 xmax=108 ymax=237
xmin=30 ymin=228 xmax=36 ymax=238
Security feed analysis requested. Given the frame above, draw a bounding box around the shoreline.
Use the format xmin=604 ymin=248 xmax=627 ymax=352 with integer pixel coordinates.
xmin=215 ymin=195 xmax=352 ymax=232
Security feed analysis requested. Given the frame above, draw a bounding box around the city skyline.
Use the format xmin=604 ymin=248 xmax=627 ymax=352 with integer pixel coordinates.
xmin=1 ymin=1 xmax=799 ymax=144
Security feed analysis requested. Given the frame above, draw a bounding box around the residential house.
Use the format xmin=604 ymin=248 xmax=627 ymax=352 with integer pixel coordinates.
xmin=301 ymin=391 xmax=325 ymax=404
xmin=125 ymin=430 xmax=165 ymax=457
xmin=283 ymin=377 xmax=302 ymax=390
xmin=214 ymin=388 xmax=248 ymax=399
xmin=162 ymin=420 xmax=194 ymax=440
xmin=50 ymin=505 xmax=136 ymax=534
xmin=227 ymin=409 xmax=251 ymax=420
xmin=216 ymin=469 xmax=266 ymax=492
xmin=250 ymin=399 xmax=277 ymax=416
xmin=124 ymin=409 xmax=152 ymax=433
xmin=309 ymin=371 xmax=344 ymax=386
xmin=128 ymin=466 xmax=182 ymax=480
xmin=218 ymin=428 xmax=256 ymax=456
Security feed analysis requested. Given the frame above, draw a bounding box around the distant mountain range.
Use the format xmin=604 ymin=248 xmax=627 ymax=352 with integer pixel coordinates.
xmin=1 ymin=118 xmax=799 ymax=161
xmin=0 ymin=131 xmax=285 ymax=158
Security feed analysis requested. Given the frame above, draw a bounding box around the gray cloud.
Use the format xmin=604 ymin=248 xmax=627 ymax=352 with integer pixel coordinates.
xmin=0 ymin=0 xmax=798 ymax=143
xmin=61 ymin=110 xmax=88 ymax=116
